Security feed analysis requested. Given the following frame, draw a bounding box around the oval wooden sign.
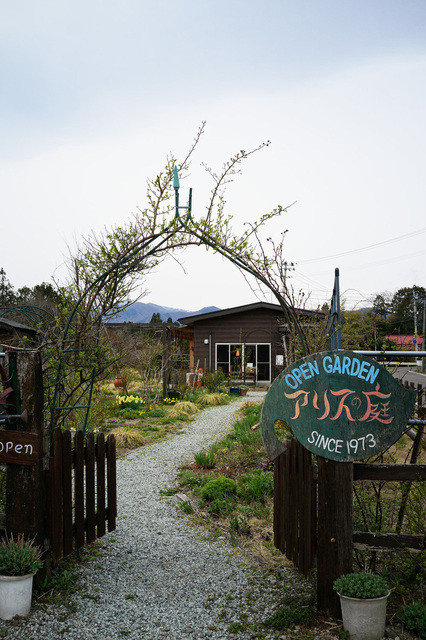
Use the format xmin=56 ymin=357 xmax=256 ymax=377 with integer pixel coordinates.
xmin=261 ymin=350 xmax=417 ymax=462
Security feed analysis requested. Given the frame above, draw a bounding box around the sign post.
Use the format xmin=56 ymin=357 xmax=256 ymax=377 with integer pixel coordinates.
xmin=261 ymin=350 xmax=416 ymax=463
xmin=5 ymin=350 xmax=46 ymax=549
xmin=261 ymin=350 xmax=417 ymax=616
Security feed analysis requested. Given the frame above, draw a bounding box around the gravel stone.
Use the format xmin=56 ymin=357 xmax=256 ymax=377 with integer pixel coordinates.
xmin=3 ymin=391 xmax=312 ymax=640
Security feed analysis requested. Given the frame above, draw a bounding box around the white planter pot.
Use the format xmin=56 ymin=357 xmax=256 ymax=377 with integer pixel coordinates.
xmin=338 ymin=591 xmax=389 ymax=640
xmin=0 ymin=573 xmax=35 ymax=620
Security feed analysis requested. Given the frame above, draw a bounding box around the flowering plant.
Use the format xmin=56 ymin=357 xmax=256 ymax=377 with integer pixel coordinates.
xmin=0 ymin=534 xmax=43 ymax=577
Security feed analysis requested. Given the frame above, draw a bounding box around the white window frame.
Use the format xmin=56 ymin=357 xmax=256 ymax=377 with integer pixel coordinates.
xmin=215 ymin=342 xmax=271 ymax=383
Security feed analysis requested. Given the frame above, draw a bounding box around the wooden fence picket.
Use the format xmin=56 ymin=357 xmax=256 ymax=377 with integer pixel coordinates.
xmin=46 ymin=428 xmax=116 ymax=564
xmin=85 ymin=432 xmax=96 ymax=545
xmin=50 ymin=428 xmax=63 ymax=562
xmin=62 ymin=429 xmax=73 ymax=558
xmin=96 ymin=433 xmax=106 ymax=538
xmin=106 ymin=434 xmax=117 ymax=532
xmin=273 ymin=438 xmax=316 ymax=578
xmin=74 ymin=430 xmax=85 ymax=550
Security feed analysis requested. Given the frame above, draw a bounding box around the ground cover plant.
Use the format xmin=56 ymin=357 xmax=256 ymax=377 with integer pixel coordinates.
xmin=177 ymin=400 xmax=276 ymax=558
xmin=397 ymin=602 xmax=426 ymax=638
xmin=75 ymin=374 xmax=233 ymax=453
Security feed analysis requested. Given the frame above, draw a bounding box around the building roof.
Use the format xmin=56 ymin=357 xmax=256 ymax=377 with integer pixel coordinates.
xmin=178 ymin=301 xmax=324 ymax=325
xmin=0 ymin=317 xmax=37 ymax=335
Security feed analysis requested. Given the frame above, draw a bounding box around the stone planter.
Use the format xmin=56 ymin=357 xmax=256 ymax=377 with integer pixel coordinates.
xmin=337 ymin=591 xmax=389 ymax=640
xmin=0 ymin=573 xmax=35 ymax=619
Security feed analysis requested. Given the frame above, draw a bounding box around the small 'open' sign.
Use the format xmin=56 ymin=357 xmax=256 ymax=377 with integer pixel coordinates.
xmin=0 ymin=430 xmax=39 ymax=465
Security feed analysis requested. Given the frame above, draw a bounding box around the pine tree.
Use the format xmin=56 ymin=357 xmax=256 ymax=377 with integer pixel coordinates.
xmin=0 ymin=268 xmax=16 ymax=305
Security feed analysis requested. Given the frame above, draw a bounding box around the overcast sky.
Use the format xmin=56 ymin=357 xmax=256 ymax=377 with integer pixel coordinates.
xmin=1 ymin=1 xmax=425 ymax=312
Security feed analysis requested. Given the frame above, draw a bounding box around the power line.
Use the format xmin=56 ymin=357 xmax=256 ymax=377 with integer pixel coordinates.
xmin=334 ymin=248 xmax=426 ymax=272
xmin=298 ymin=227 xmax=426 ymax=264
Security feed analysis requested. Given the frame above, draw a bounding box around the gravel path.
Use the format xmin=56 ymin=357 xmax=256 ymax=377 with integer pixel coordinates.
xmin=4 ymin=392 xmax=312 ymax=640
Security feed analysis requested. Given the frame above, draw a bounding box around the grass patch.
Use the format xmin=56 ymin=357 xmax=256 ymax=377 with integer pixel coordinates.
xmin=237 ymin=470 xmax=273 ymax=503
xmin=179 ymin=500 xmax=194 ymax=514
xmin=197 ymin=393 xmax=230 ymax=406
xmin=109 ymin=428 xmax=147 ymax=448
xmin=194 ymin=450 xmax=216 ymax=469
xmin=167 ymin=401 xmax=199 ymax=419
xmin=263 ymin=604 xmax=317 ymax=630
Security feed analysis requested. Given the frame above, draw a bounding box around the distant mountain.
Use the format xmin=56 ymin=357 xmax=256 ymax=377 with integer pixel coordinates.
xmin=106 ymin=301 xmax=220 ymax=324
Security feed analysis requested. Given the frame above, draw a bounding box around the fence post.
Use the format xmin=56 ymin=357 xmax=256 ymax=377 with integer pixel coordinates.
xmin=317 ymin=458 xmax=353 ymax=617
xmin=273 ymin=450 xmax=286 ymax=552
xmin=5 ymin=350 xmax=46 ymax=548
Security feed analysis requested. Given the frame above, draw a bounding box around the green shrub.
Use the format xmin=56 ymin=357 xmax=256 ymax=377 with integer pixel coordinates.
xmin=201 ymin=477 xmax=237 ymax=501
xmin=202 ymin=371 xmax=226 ymax=392
xmin=182 ymin=388 xmax=204 ymax=403
xmin=398 ymin=602 xmax=426 ymax=637
xmin=333 ymin=573 xmax=389 ymax=599
xmin=383 ymin=547 xmax=425 ymax=600
xmin=180 ymin=470 xmax=209 ymax=487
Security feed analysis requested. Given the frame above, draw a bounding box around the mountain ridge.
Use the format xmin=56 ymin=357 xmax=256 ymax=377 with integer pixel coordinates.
xmin=106 ymin=301 xmax=220 ymax=323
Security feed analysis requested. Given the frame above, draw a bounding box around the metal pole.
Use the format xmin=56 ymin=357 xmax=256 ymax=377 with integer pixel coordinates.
xmin=422 ymin=299 xmax=426 ymax=373
xmin=413 ymin=289 xmax=418 ymax=353
xmin=335 ymin=268 xmax=342 ymax=349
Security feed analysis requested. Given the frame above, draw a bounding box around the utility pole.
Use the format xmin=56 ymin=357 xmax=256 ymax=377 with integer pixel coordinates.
xmin=413 ymin=289 xmax=418 ymax=353
xmin=422 ymin=298 xmax=426 ymax=373
xmin=283 ymin=262 xmax=295 ymax=286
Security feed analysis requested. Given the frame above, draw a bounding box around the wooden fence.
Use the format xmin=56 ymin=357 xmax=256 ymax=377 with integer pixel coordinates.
xmin=47 ymin=428 xmax=117 ymax=563
xmin=0 ymin=350 xmax=118 ymax=574
xmin=273 ymin=438 xmax=316 ymax=577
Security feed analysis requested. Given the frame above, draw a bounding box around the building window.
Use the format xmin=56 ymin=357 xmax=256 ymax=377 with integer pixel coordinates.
xmin=215 ymin=343 xmax=270 ymax=382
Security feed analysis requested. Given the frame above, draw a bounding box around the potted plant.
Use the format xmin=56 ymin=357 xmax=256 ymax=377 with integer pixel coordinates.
xmin=228 ymin=386 xmax=240 ymax=395
xmin=0 ymin=534 xmax=43 ymax=620
xmin=333 ymin=572 xmax=390 ymax=640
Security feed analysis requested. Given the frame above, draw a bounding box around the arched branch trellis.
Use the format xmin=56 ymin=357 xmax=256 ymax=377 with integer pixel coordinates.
xmin=49 ymin=167 xmax=308 ymax=441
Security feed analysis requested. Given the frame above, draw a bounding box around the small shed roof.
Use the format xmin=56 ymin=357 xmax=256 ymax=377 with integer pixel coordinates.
xmin=0 ymin=317 xmax=37 ymax=335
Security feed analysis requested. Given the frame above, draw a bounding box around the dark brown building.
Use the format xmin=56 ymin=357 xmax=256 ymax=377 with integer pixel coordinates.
xmin=177 ymin=302 xmax=323 ymax=385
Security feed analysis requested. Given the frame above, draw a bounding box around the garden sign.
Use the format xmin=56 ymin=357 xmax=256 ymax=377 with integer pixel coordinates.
xmin=0 ymin=430 xmax=38 ymax=465
xmin=261 ymin=350 xmax=417 ymax=462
